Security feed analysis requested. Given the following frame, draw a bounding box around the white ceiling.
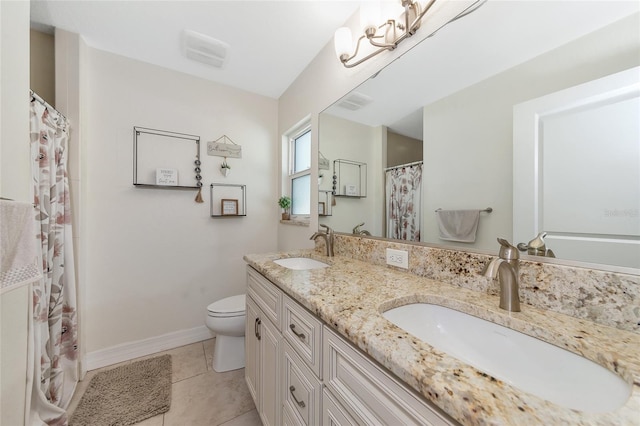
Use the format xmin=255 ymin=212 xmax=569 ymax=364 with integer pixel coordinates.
xmin=30 ymin=0 xmax=361 ymax=99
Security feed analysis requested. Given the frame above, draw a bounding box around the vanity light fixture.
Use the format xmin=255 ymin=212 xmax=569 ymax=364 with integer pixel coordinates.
xmin=334 ymin=0 xmax=485 ymax=68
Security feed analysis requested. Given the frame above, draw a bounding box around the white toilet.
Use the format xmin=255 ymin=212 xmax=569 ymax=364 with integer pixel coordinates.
xmin=205 ymin=294 xmax=246 ymax=372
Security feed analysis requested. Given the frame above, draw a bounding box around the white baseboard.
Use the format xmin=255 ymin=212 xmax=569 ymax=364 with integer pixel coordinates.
xmin=85 ymin=325 xmax=214 ymax=371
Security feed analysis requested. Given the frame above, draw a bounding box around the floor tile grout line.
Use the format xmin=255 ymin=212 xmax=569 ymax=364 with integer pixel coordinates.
xmin=201 ymin=339 xmax=209 ymax=371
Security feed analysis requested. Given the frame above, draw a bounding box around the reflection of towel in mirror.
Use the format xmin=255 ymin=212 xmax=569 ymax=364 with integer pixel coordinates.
xmin=436 ymin=210 xmax=480 ymax=243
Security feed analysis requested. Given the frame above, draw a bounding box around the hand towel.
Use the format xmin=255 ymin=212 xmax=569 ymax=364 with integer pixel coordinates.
xmin=436 ymin=209 xmax=480 ymax=243
xmin=1 ymin=200 xmax=42 ymax=293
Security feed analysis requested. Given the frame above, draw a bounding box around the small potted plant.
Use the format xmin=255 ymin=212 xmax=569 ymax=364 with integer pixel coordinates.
xmin=220 ymin=159 xmax=231 ymax=177
xmin=278 ymin=196 xmax=292 ymax=220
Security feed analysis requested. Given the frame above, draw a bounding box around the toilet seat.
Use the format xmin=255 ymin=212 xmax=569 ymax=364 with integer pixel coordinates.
xmin=207 ymin=294 xmax=246 ymax=318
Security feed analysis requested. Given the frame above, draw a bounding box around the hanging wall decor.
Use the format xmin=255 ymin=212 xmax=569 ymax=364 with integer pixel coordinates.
xmin=207 ymin=135 xmax=241 ymax=178
xmin=207 ymin=135 xmax=242 ymax=158
xmin=319 ymin=151 xmax=330 ymax=170
xmin=194 ymin=158 xmax=204 ymax=203
xmin=133 ymin=126 xmax=204 ymax=203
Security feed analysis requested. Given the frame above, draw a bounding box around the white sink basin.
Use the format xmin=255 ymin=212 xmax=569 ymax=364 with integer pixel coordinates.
xmin=382 ymin=303 xmax=631 ymax=413
xmin=273 ymin=257 xmax=329 ymax=270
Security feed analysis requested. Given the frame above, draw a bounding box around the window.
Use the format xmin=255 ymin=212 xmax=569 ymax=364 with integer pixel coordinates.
xmin=288 ymin=127 xmax=311 ymax=217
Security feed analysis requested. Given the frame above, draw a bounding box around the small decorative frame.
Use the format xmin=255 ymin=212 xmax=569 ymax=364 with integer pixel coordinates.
xmin=221 ymin=199 xmax=239 ymax=216
xmin=318 ymin=202 xmax=326 ymax=216
xmin=210 ymin=183 xmax=246 ymax=217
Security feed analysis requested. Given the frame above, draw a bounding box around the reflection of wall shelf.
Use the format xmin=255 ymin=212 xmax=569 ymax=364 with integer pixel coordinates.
xmin=319 ymin=190 xmax=333 ymax=216
xmin=133 ymin=127 xmax=201 ymax=189
xmin=333 ymin=159 xmax=367 ymax=198
xmin=210 ymin=183 xmax=246 ymax=217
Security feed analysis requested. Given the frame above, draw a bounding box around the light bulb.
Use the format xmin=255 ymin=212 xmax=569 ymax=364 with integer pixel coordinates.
xmin=360 ymin=1 xmax=381 ymax=32
xmin=334 ymin=27 xmax=353 ymax=59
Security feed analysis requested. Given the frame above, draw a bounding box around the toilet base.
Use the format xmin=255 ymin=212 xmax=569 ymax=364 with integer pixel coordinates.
xmin=213 ymin=334 xmax=245 ymax=372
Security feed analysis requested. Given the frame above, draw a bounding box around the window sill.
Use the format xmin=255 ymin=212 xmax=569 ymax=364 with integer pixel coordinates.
xmin=280 ymin=219 xmax=310 ymax=227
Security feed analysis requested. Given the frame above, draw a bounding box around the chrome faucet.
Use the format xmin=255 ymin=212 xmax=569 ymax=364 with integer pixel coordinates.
xmin=483 ymin=238 xmax=521 ymax=312
xmin=310 ymin=224 xmax=334 ymax=257
xmin=352 ymin=222 xmax=371 ymax=236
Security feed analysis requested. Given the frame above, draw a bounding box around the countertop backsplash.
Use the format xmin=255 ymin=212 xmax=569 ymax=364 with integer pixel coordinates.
xmin=314 ymin=234 xmax=640 ymax=334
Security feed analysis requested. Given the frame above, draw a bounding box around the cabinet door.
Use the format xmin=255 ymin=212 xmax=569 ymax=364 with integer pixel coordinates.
xmin=245 ymin=296 xmax=260 ymax=406
xmin=259 ymin=311 xmax=281 ymax=426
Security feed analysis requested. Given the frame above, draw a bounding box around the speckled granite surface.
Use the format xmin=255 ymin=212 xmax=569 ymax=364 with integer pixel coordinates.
xmin=243 ymin=249 xmax=640 ymax=425
xmin=324 ymin=234 xmax=640 ymax=334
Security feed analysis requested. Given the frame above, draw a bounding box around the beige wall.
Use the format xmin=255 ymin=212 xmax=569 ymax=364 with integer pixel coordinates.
xmin=422 ymin=13 xmax=640 ymax=251
xmin=55 ymin=28 xmax=89 ymax=375
xmin=318 ymin=114 xmax=384 ymax=237
xmin=1 ymin=2 xmax=31 ymax=425
xmin=387 ymin=132 xmax=422 ymax=168
xmin=30 ymin=29 xmax=55 ymax=105
xmin=80 ymin=48 xmax=278 ymax=358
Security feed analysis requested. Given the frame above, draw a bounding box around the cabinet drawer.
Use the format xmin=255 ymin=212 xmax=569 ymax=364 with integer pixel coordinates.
xmin=283 ymin=294 xmax=323 ymax=378
xmin=323 ymin=326 xmax=455 ymax=426
xmin=283 ymin=402 xmax=302 ymax=426
xmin=247 ymin=266 xmax=282 ymax=331
xmin=282 ymin=341 xmax=322 ymax=426
xmin=322 ymin=388 xmax=358 ymax=426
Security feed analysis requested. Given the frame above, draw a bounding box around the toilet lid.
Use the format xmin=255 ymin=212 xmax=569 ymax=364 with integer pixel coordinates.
xmin=207 ymin=294 xmax=246 ymax=316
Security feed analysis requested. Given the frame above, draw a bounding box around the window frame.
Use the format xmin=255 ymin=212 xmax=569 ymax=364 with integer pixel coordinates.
xmin=287 ymin=125 xmax=312 ymax=219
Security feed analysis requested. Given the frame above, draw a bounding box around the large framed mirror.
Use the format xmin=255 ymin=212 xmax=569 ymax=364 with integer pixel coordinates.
xmin=319 ymin=1 xmax=640 ymax=270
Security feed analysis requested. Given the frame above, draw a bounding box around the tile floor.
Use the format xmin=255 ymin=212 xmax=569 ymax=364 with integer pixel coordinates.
xmin=68 ymin=339 xmax=263 ymax=426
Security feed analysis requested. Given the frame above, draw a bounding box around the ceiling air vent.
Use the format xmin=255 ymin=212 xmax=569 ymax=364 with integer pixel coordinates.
xmin=182 ymin=30 xmax=229 ymax=68
xmin=336 ymin=92 xmax=373 ymax=111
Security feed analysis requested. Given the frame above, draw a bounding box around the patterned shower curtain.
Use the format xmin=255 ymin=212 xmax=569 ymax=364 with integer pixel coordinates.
xmin=385 ymin=164 xmax=422 ymax=241
xmin=29 ymin=94 xmax=78 ymax=426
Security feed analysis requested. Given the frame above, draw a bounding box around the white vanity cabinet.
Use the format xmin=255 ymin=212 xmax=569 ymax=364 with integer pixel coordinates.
xmin=246 ymin=268 xmax=283 ymax=426
xmin=246 ymin=266 xmax=456 ymax=426
xmin=323 ymin=327 xmax=454 ymax=426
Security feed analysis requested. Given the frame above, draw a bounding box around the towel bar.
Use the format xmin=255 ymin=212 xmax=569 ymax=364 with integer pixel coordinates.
xmin=435 ymin=207 xmax=493 ymax=213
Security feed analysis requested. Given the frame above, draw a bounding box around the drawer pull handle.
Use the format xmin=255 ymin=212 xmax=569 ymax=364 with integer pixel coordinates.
xmin=289 ymin=385 xmax=306 ymax=408
xmin=289 ymin=324 xmax=306 ymax=340
xmin=256 ymin=318 xmax=262 ymax=340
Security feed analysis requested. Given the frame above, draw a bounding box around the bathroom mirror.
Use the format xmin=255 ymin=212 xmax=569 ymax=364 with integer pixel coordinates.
xmin=319 ymin=1 xmax=640 ymax=270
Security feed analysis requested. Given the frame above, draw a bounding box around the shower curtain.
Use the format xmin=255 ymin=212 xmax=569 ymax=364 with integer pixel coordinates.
xmin=28 ymin=94 xmax=78 ymax=426
xmin=385 ymin=163 xmax=422 ymax=241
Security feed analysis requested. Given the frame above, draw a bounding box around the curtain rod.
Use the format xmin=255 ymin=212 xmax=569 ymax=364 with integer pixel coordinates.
xmin=30 ymin=90 xmax=68 ymax=121
xmin=384 ymin=160 xmax=423 ymax=172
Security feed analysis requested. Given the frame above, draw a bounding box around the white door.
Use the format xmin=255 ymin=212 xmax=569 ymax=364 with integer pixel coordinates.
xmin=513 ymin=66 xmax=640 ymax=268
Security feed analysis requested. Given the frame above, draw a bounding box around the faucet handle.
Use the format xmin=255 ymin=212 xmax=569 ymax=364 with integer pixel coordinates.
xmin=497 ymin=238 xmax=519 ymax=260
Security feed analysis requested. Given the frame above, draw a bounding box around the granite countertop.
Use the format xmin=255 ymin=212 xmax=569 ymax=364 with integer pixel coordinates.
xmin=244 ymin=249 xmax=640 ymax=426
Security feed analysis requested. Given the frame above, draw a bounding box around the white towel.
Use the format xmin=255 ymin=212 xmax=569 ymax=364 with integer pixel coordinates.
xmin=436 ymin=209 xmax=480 ymax=243
xmin=0 ymin=200 xmax=42 ymax=293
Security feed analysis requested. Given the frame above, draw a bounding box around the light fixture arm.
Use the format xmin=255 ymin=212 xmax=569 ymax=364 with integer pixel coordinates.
xmin=336 ymin=0 xmax=485 ymax=68
xmin=340 ymin=33 xmax=394 ymax=68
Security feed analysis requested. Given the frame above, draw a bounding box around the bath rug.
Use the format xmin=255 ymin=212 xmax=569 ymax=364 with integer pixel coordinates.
xmin=69 ymin=354 xmax=172 ymax=426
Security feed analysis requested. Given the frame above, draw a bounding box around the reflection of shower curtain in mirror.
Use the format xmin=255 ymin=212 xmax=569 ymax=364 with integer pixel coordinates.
xmin=385 ymin=164 xmax=422 ymax=241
